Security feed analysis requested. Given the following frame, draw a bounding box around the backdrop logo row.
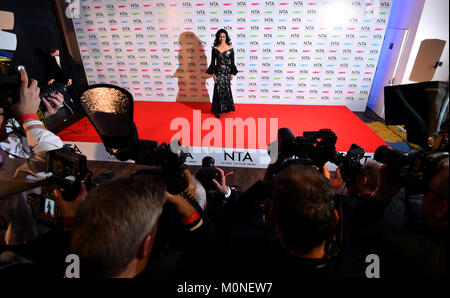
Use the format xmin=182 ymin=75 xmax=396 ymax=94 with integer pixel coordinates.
xmin=73 ymin=0 xmax=392 ymax=111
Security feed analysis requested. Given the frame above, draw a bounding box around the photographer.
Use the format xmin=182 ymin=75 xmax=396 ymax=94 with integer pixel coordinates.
xmin=69 ymin=170 xmax=215 ymax=278
xmin=0 ymin=68 xmax=64 ymax=248
xmin=0 ymin=183 xmax=86 ymax=278
xmin=372 ymin=157 xmax=449 ymax=278
xmin=0 ymin=169 xmax=216 ymax=278
xmin=343 ymin=160 xmax=380 ymax=198
xmin=195 ymin=162 xmax=241 ymax=264
xmin=195 ymin=158 xmax=241 ymax=223
xmin=224 ymin=163 xmax=364 ymax=278
xmin=337 ymin=159 xmax=407 ymax=257
xmin=195 ymin=157 xmax=241 ymax=208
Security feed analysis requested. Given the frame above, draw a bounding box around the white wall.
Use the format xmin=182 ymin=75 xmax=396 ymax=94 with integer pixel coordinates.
xmin=401 ymin=0 xmax=449 ymax=83
xmin=367 ymin=0 xmax=425 ymax=117
xmin=367 ymin=0 xmax=449 ymax=118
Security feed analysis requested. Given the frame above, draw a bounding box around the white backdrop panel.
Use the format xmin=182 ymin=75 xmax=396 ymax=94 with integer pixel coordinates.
xmin=73 ymin=0 xmax=392 ymax=111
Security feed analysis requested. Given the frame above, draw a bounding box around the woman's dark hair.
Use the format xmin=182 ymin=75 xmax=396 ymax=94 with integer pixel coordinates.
xmin=214 ymin=29 xmax=231 ymax=46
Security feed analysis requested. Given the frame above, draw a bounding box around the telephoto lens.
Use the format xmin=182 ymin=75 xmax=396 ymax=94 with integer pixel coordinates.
xmin=374 ymin=145 xmax=407 ymax=164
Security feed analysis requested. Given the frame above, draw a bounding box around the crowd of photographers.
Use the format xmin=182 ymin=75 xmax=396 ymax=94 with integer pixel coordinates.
xmin=0 ymin=70 xmax=448 ymax=279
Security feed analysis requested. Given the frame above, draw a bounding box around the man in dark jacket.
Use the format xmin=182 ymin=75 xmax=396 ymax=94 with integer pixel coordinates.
xmin=46 ymin=46 xmax=80 ymax=104
xmin=47 ymin=46 xmax=76 ymax=88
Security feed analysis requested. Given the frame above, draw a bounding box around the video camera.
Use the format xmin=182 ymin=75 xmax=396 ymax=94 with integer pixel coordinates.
xmin=374 ymin=145 xmax=449 ymax=195
xmin=276 ymin=127 xmax=340 ymax=168
xmin=26 ymin=146 xmax=114 ymax=228
xmin=195 ymin=156 xmax=220 ymax=192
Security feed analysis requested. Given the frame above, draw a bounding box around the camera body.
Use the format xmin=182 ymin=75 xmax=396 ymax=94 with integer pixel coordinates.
xmin=0 ymin=59 xmax=21 ymax=110
xmin=0 ymin=59 xmax=68 ymax=113
xmin=38 ymin=82 xmax=67 ymax=113
xmin=196 ymin=156 xmax=221 ymax=192
xmin=335 ymin=143 xmax=366 ymax=183
xmin=278 ymin=128 xmax=339 ymax=167
xmin=27 ymin=147 xmax=88 ymax=228
xmin=46 ymin=146 xmax=87 ymax=178
xmin=134 ymin=139 xmax=188 ymax=194
xmin=26 ymin=147 xmax=115 ymax=228
xmin=374 ymin=145 xmax=449 ymax=194
xmin=27 ymin=176 xmax=73 ymax=227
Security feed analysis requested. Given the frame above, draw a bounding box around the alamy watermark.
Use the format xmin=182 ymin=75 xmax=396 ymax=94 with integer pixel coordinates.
xmin=169 ymin=110 xmax=279 ymax=164
xmin=365 ymin=254 xmax=380 ymax=278
xmin=65 ymin=254 xmax=80 ymax=278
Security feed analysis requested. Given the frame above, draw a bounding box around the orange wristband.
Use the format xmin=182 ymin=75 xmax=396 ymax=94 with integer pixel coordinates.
xmin=18 ymin=113 xmax=39 ymax=123
xmin=181 ymin=210 xmax=200 ymax=226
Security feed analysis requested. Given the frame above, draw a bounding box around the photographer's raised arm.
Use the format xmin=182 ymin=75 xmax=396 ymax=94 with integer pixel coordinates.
xmin=11 ymin=69 xmax=63 ymax=152
xmin=165 ymin=169 xmax=217 ymax=276
xmin=0 ymin=69 xmax=63 ymax=197
xmin=165 ymin=170 xmax=198 ymax=223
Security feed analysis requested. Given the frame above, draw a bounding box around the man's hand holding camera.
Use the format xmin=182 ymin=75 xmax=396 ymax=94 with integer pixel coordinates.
xmin=42 ymin=92 xmax=64 ymax=118
xmin=165 ymin=170 xmax=205 ymax=231
xmin=212 ymin=167 xmax=228 ymax=195
xmin=53 ymin=182 xmax=87 ymax=231
xmin=165 ymin=170 xmax=197 ymax=218
xmin=10 ymin=68 xmax=42 ymax=127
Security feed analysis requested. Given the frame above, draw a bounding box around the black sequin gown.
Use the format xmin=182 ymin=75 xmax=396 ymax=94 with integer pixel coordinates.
xmin=206 ymin=47 xmax=238 ymax=114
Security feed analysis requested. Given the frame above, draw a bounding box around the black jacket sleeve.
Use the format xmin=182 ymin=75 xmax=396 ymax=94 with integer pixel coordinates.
xmin=230 ymin=48 xmax=238 ymax=76
xmin=47 ymin=57 xmax=56 ymax=81
xmin=174 ymin=219 xmax=217 ymax=277
xmin=62 ymin=52 xmax=76 ymax=79
xmin=0 ymin=229 xmax=71 ymax=278
xmin=206 ymin=47 xmax=216 ymax=75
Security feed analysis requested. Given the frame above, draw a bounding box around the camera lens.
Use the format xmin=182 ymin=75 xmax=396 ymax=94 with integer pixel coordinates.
xmin=202 ymin=156 xmax=215 ymax=167
xmin=374 ymin=145 xmax=406 ymax=164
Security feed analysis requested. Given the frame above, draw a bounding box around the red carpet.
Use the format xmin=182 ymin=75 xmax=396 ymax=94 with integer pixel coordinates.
xmin=58 ymin=102 xmax=386 ymax=153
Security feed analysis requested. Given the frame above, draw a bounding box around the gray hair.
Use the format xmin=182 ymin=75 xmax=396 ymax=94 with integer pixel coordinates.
xmin=360 ymin=159 xmax=382 ymax=192
xmin=70 ymin=174 xmax=166 ymax=278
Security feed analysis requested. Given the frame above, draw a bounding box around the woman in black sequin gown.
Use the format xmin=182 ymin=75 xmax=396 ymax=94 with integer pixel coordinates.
xmin=206 ymin=29 xmax=238 ymax=118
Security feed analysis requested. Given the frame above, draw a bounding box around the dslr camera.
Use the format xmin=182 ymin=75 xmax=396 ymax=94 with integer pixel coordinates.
xmin=27 ymin=146 xmax=113 ymax=228
xmin=195 ymin=156 xmax=220 ymax=192
xmin=334 ymin=143 xmax=366 ymax=183
xmin=374 ymin=145 xmax=449 ymax=195
xmin=133 ymin=139 xmax=189 ymax=195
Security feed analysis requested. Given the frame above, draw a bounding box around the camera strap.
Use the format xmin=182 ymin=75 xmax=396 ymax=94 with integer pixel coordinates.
xmin=36 ymin=108 xmax=47 ymax=128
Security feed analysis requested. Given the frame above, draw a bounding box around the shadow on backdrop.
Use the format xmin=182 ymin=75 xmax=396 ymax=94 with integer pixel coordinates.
xmin=173 ymin=32 xmax=211 ymax=105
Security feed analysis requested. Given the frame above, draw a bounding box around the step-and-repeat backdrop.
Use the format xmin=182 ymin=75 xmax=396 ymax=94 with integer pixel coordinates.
xmin=73 ymin=0 xmax=393 ymax=112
